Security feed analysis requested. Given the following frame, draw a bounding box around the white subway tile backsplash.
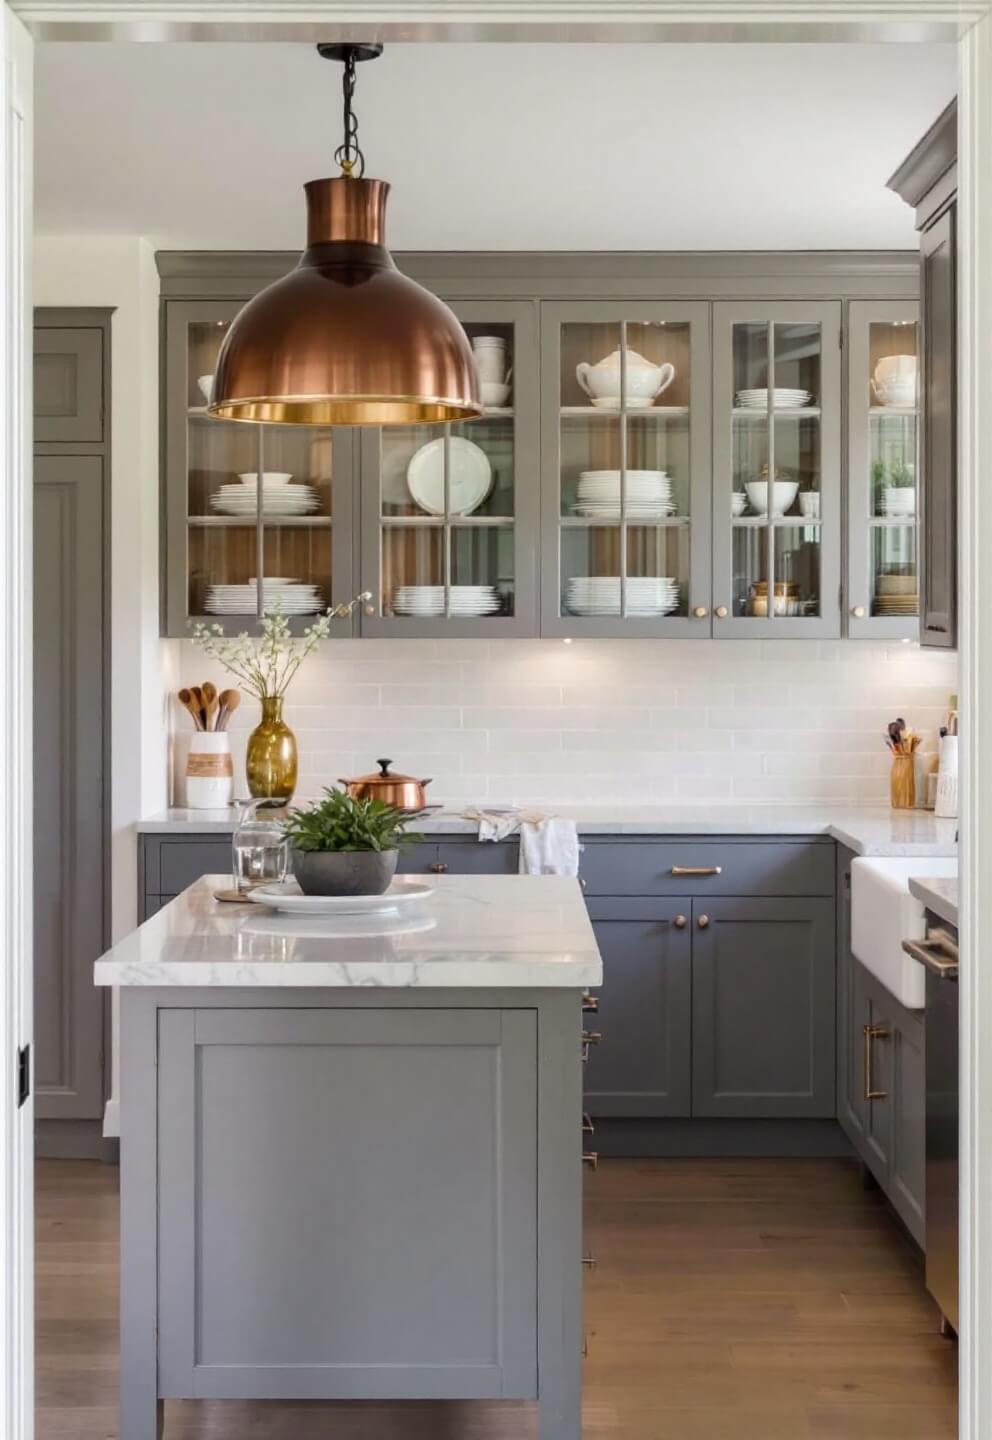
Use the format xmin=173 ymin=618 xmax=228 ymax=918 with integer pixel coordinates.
xmin=174 ymin=639 xmax=957 ymax=807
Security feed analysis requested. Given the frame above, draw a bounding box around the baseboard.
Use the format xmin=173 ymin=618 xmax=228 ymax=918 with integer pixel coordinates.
xmin=35 ymin=1119 xmax=111 ymax=1161
xmin=590 ymin=1118 xmax=854 ymax=1159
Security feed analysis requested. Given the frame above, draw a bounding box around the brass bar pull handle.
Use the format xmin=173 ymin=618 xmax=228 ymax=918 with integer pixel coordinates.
xmin=583 ymin=1151 xmax=599 ymax=1171
xmin=582 ymin=1112 xmax=595 ymax=1136
xmin=901 ymin=937 xmax=959 ymax=978
xmin=582 ymin=1030 xmax=601 ymax=1046
xmin=671 ymin=865 xmax=722 ymax=877
xmin=863 ymin=1023 xmax=890 ymax=1100
xmin=582 ymin=1253 xmax=597 ymax=1270
xmin=582 ymin=992 xmax=599 ymax=1013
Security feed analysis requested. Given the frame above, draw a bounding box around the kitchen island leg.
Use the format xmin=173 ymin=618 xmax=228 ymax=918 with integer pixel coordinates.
xmin=119 ymin=991 xmax=164 ymax=1440
xmin=538 ymin=992 xmax=583 ymax=1440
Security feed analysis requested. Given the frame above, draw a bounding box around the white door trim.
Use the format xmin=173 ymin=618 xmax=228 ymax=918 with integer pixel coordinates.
xmin=0 ymin=8 xmax=32 ymax=1440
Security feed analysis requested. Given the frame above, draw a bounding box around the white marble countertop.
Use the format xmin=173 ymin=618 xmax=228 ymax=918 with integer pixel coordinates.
xmin=138 ymin=805 xmax=959 ymax=857
xmin=94 ymin=874 xmax=603 ymax=989
xmin=908 ymin=874 xmax=959 ymax=928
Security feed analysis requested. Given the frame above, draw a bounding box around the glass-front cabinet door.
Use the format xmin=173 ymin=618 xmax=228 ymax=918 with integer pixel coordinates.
xmin=712 ymin=302 xmax=841 ymax=637
xmin=540 ymin=302 xmax=711 ymax=636
xmin=847 ymin=300 xmax=920 ymax=639
xmin=163 ymin=300 xmax=356 ymax=636
xmin=358 ymin=301 xmax=539 ymax=636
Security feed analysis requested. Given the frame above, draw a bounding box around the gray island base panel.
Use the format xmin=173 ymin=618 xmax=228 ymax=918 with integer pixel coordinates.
xmin=97 ymin=876 xmax=601 ymax=1440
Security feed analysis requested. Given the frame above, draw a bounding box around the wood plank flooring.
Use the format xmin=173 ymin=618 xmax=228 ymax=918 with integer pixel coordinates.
xmin=36 ymin=1156 xmax=958 ymax=1439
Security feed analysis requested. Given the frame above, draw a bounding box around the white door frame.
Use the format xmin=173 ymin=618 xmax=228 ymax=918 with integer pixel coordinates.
xmin=3 ymin=5 xmax=991 ymax=1440
xmin=0 ymin=7 xmax=32 ymax=1440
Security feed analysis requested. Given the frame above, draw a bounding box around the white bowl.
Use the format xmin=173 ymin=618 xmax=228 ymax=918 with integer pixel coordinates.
xmin=731 ymin=493 xmax=747 ymax=516
xmin=874 ymin=383 xmax=916 ymax=408
xmin=481 ymin=381 xmax=511 ymax=408
xmin=238 ymin=472 xmax=293 ymax=487
xmin=745 ymin=480 xmax=799 ymax=517
xmin=874 ymin=354 xmax=917 ymax=385
xmin=882 ymin=488 xmax=917 ymax=517
xmin=197 ymin=374 xmax=214 ymax=404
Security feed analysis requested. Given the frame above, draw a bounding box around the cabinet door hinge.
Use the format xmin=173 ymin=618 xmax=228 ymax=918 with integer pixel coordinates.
xmin=16 ymin=1045 xmax=30 ymax=1108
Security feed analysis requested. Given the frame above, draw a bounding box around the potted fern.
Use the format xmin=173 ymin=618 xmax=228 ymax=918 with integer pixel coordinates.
xmin=282 ymin=789 xmax=422 ymax=896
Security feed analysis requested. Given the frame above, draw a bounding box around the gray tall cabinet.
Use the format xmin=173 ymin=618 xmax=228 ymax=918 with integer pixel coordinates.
xmin=158 ymin=251 xmax=919 ymax=641
xmin=33 ymin=309 xmax=111 ymax=1152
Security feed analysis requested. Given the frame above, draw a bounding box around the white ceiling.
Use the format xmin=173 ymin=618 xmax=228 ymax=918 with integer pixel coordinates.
xmin=35 ymin=42 xmax=956 ymax=251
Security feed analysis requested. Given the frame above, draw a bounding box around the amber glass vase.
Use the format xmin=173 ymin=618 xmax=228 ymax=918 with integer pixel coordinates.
xmin=246 ymin=697 xmax=298 ymax=807
xmin=890 ymin=753 xmax=916 ymax=810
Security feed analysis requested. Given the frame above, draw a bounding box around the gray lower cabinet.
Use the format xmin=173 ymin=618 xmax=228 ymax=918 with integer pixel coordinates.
xmin=584 ymin=899 xmax=692 ymax=1118
xmin=836 ymin=848 xmax=926 ymax=1245
xmin=690 ymin=897 xmax=836 ymax=1119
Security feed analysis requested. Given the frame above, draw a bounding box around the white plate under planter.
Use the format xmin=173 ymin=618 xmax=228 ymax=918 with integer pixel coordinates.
xmin=247 ymin=878 xmax=435 ymax=916
xmin=242 ymin=910 xmax=438 ymax=940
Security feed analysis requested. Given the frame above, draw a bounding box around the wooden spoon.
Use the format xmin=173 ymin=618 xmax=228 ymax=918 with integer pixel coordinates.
xmin=202 ymin=681 xmax=219 ymax=732
xmin=178 ymin=688 xmax=203 ymax=731
xmin=217 ymin=689 xmax=241 ymax=732
xmin=189 ymin=685 xmax=208 ymax=732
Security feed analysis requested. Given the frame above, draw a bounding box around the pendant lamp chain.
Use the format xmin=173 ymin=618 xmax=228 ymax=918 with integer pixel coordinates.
xmin=334 ymin=48 xmax=364 ymax=178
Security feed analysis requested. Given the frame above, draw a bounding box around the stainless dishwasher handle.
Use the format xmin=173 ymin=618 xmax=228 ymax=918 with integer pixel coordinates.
xmin=670 ymin=865 xmax=722 ymax=877
xmin=902 ymin=937 xmax=959 ymax=980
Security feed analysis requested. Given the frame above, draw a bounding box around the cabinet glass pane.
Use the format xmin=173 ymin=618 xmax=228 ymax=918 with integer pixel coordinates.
xmin=381 ymin=524 xmax=512 ymax=619
xmin=868 ymin=321 xmax=918 ymax=410
xmin=864 ymin=320 xmax=919 ymax=619
xmin=871 ymin=526 xmax=918 ymax=618
xmin=730 ymin=524 xmax=819 ymax=618
xmin=451 ymin=526 xmax=515 ymax=616
xmin=382 ymin=526 xmax=443 ymax=616
xmin=870 ymin=415 xmax=918 ymax=519
xmin=774 ymin=322 xmax=821 ymax=406
xmin=187 ymin=319 xmax=229 ymax=410
xmin=189 ymin=525 xmax=256 ymax=618
xmin=557 ymin=318 xmax=695 ymax=621
xmin=188 ymin=418 xmax=257 ymax=519
xmin=262 ymin=526 xmax=331 ymax=614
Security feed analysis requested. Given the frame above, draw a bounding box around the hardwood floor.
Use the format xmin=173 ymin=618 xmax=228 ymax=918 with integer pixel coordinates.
xmin=36 ymin=1156 xmax=958 ymax=1439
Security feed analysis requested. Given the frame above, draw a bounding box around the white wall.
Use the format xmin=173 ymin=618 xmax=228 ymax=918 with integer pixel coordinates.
xmin=174 ymin=636 xmax=958 ymax=810
xmin=33 ymin=235 xmax=172 ymax=943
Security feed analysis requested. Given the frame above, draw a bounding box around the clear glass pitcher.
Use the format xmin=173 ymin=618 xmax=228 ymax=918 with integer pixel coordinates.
xmin=231 ymin=798 xmax=290 ymax=892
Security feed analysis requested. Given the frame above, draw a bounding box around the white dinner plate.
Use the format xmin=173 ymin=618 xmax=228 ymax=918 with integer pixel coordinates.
xmin=406 ymin=437 xmax=493 ymax=516
xmin=241 ymin=911 xmax=439 ymax=940
xmin=248 ymin=879 xmax=435 ymax=915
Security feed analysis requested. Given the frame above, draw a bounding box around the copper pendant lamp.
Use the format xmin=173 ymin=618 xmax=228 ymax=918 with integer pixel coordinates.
xmin=208 ymin=44 xmax=482 ymax=426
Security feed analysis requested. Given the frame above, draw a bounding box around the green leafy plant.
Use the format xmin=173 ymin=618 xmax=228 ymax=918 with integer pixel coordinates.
xmin=872 ymin=459 xmax=916 ymax=493
xmin=283 ymin=789 xmax=422 ymax=854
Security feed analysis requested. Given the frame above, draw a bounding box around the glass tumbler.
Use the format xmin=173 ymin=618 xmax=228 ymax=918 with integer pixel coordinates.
xmin=231 ymin=799 xmax=290 ymax=892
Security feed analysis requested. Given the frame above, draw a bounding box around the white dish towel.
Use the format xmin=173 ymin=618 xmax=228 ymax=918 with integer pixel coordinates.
xmin=464 ymin=809 xmax=581 ymax=877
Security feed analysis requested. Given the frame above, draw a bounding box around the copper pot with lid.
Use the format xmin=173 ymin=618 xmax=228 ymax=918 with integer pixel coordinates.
xmin=339 ymin=758 xmax=432 ymax=812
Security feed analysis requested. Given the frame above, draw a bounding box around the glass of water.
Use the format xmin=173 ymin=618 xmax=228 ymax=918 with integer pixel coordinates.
xmin=231 ymin=799 xmax=290 ymax=892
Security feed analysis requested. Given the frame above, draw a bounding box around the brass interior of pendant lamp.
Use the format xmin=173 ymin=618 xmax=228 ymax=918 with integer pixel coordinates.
xmin=207 ymin=44 xmax=481 ymax=427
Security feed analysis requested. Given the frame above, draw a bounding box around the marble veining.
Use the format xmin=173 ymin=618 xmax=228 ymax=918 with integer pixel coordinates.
xmin=94 ymin=874 xmax=602 ymax=989
xmin=138 ymin=805 xmax=959 ymax=857
xmin=908 ymin=874 xmax=959 ymax=928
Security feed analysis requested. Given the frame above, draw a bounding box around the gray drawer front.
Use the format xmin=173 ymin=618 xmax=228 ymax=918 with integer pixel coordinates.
xmin=436 ymin=840 xmax=519 ymax=875
xmin=579 ymin=839 xmax=834 ymax=897
xmin=155 ymin=839 xmax=233 ymax=895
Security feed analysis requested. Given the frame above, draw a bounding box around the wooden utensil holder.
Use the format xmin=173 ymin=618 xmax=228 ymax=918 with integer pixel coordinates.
xmin=890 ymin=753 xmax=916 ymax=810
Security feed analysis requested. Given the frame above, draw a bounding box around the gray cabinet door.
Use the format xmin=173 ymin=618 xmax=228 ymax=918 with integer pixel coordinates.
xmin=33 ymin=324 xmax=105 ymax=444
xmin=691 ymin=896 xmax=835 ymax=1118
xmin=33 ymin=455 xmax=107 ymax=1119
xmin=157 ymin=1007 xmax=538 ymax=1400
xmin=920 ymin=206 xmax=957 ymax=648
xmin=836 ymin=849 xmax=867 ymax=1146
xmin=395 ymin=839 xmax=519 ymax=875
xmin=890 ymin=1009 xmax=926 ymax=1246
xmin=583 ymin=898 xmax=692 ymax=1119
xmin=858 ymin=964 xmax=894 ymax=1183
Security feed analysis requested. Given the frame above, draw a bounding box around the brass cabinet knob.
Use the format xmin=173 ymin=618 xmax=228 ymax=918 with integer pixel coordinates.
xmin=693 ymin=606 xmax=708 ymax=619
xmin=428 ymin=862 xmax=449 ymax=874
xmin=697 ymin=914 xmax=710 ymax=930
xmin=851 ymin=605 xmax=866 ymax=619
xmin=715 ymin=605 xmax=729 ymax=619
xmin=674 ymin=914 xmax=688 ymax=929
xmin=582 ymin=1151 xmax=599 ymax=1170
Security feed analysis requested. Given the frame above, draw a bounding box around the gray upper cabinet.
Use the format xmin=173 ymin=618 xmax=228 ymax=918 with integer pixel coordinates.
xmin=712 ymin=301 xmax=842 ymax=637
xmin=33 ymin=319 xmax=106 ymax=445
xmin=540 ymin=301 xmax=712 ymax=637
xmin=846 ymin=300 xmax=921 ymax=640
xmin=584 ymin=898 xmax=692 ymax=1118
xmin=162 ymin=297 xmax=358 ymax=637
xmin=358 ymin=300 xmax=540 ymax=637
xmin=690 ymin=896 xmax=836 ymax=1118
xmin=887 ymin=100 xmax=957 ymax=651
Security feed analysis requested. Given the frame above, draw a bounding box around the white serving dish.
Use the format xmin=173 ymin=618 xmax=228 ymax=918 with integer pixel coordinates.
xmin=481 ymin=380 xmax=511 ymax=407
xmin=745 ymin=479 xmax=800 ymax=516
xmin=575 ymin=349 xmax=675 ymax=404
xmin=851 ymin=856 xmax=958 ymax=1009
xmin=238 ymin=472 xmax=293 ymax=487
xmin=248 ymin=878 xmax=435 ymax=916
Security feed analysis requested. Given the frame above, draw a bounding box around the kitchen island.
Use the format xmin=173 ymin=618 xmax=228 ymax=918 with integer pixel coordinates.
xmin=95 ymin=874 xmax=602 ymax=1440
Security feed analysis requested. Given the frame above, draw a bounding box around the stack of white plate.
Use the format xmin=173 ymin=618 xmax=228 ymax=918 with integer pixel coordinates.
xmin=735 ymin=388 xmax=813 ymax=410
xmin=573 ymin=470 xmax=675 ymax=520
xmin=392 ymin=585 xmax=501 ymax=617
xmin=205 ymin=579 xmax=324 ymax=615
xmin=566 ymin=576 xmax=680 ymax=616
xmin=210 ymin=477 xmax=320 ymax=518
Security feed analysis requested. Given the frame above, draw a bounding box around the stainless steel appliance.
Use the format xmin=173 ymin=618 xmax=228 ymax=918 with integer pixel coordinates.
xmin=903 ymin=922 xmax=959 ymax=1333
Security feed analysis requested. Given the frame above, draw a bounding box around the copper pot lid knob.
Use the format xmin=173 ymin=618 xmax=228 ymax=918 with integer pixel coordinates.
xmin=377 ymin=759 xmax=394 ymax=776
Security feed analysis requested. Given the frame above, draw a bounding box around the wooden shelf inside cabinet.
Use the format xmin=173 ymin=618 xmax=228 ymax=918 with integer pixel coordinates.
xmin=867 ymin=516 xmax=919 ymax=527
xmin=560 ymin=405 xmax=689 ymax=418
xmin=732 ymin=406 xmax=822 ymax=419
xmin=559 ymin=515 xmax=690 ymax=529
xmin=731 ymin=516 xmax=822 ymax=528
xmin=380 ymin=515 xmax=516 ymax=528
xmin=869 ymin=406 xmax=919 ymax=417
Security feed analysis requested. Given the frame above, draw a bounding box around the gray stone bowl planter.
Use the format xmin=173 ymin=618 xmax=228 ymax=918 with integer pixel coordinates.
xmin=291 ymin=848 xmax=399 ymax=897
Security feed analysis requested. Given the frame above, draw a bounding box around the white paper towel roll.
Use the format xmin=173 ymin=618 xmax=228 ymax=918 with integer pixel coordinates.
xmin=935 ymin=735 xmax=958 ymax=819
